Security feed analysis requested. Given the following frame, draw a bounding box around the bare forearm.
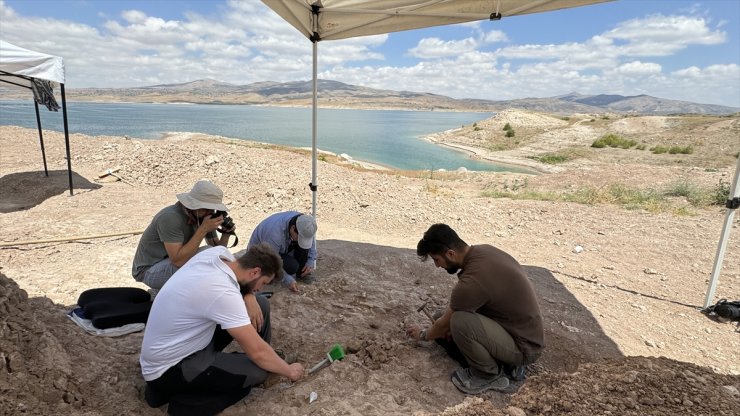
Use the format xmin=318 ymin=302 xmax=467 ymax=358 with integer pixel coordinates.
xmin=217 ymin=232 xmax=232 ymax=247
xmin=250 ymin=346 xmax=292 ymax=377
xmin=424 ymin=306 xmax=452 ymax=340
xmin=231 ymin=326 xmax=303 ymax=381
xmin=170 ymin=229 xmax=208 ymax=266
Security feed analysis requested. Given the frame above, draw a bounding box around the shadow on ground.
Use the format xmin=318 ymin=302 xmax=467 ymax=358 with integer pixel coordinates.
xmin=0 ymin=170 xmax=101 ymax=213
xmin=296 ymin=240 xmax=624 ymax=374
xmin=245 ymin=239 xmax=624 ymax=414
xmin=0 ymin=239 xmax=625 ymax=416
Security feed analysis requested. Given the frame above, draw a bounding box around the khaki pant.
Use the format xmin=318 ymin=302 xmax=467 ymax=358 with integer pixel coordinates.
xmin=450 ymin=311 xmax=528 ymax=376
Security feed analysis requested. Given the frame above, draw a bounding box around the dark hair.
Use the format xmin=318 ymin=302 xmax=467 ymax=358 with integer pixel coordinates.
xmin=237 ymin=243 xmax=283 ymax=278
xmin=417 ymin=223 xmax=467 ymax=261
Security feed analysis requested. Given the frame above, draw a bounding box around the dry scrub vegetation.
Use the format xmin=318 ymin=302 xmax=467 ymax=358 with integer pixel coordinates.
xmin=426 ymin=109 xmax=739 ymax=215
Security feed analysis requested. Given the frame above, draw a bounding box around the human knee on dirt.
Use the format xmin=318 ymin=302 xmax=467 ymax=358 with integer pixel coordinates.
xmin=131 ymin=180 xmax=237 ymax=290
xmin=139 ymin=243 xmax=304 ymax=411
xmin=247 ymin=210 xmax=317 ymax=293
xmin=405 ymin=223 xmax=544 ymax=394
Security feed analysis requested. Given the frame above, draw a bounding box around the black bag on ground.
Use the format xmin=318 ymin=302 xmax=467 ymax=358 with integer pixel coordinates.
xmin=76 ymin=287 xmax=152 ymax=329
xmin=701 ymin=299 xmax=740 ymax=333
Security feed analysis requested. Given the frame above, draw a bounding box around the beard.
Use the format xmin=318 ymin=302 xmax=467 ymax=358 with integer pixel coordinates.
xmin=444 ymin=256 xmax=461 ymax=275
xmin=239 ymin=279 xmax=258 ymax=295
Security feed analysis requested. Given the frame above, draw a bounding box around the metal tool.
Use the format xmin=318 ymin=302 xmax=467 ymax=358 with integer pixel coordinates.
xmin=417 ymin=301 xmax=435 ymax=323
xmin=308 ymin=344 xmax=345 ymax=374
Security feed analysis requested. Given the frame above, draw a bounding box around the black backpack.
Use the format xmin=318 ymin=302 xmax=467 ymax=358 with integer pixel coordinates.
xmin=76 ymin=287 xmax=152 ymax=329
xmin=701 ymin=299 xmax=740 ymax=330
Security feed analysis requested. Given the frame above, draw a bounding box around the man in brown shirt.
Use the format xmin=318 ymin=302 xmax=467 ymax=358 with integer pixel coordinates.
xmin=406 ymin=223 xmax=544 ymax=394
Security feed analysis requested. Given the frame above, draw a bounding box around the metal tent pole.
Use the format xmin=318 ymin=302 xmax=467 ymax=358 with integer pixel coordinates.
xmin=33 ymin=100 xmax=49 ymax=176
xmin=60 ymin=83 xmax=74 ymax=196
xmin=311 ymin=40 xmax=318 ymax=217
xmin=309 ymin=5 xmax=320 ymax=218
xmin=703 ymin=157 xmax=740 ymax=307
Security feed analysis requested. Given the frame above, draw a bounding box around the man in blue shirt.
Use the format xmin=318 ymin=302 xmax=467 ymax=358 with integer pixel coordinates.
xmin=248 ymin=211 xmax=317 ymax=292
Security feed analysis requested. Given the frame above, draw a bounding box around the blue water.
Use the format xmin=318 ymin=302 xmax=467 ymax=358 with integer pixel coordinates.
xmin=0 ymin=100 xmax=525 ymax=172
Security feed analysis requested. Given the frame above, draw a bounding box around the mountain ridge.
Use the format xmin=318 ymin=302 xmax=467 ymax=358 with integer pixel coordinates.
xmin=5 ymin=79 xmax=736 ymax=115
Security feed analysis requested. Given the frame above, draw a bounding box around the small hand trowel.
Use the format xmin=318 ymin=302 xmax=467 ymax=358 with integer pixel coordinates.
xmin=307 ymin=343 xmax=345 ymax=374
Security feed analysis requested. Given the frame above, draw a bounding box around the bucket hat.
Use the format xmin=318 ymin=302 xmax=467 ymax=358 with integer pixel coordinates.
xmin=176 ymin=180 xmax=228 ymax=212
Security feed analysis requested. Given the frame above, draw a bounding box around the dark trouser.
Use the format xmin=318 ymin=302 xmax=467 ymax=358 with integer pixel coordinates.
xmin=145 ymin=294 xmax=271 ymax=413
xmin=442 ymin=311 xmax=539 ymax=377
xmin=281 ymin=247 xmax=308 ymax=278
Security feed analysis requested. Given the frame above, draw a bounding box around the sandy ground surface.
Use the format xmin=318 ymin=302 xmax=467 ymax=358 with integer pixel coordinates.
xmin=1 ymin=108 xmax=739 ymax=415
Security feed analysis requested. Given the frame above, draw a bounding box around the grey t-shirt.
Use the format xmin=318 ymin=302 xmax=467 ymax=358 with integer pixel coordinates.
xmin=132 ymin=204 xmax=196 ymax=279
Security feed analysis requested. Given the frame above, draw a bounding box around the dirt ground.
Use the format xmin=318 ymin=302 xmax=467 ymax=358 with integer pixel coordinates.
xmin=1 ymin=108 xmax=739 ymax=415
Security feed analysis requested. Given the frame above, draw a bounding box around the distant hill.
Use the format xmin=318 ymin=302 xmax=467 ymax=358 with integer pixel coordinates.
xmin=2 ymin=79 xmax=736 ymax=115
xmin=463 ymin=92 xmax=738 ymax=115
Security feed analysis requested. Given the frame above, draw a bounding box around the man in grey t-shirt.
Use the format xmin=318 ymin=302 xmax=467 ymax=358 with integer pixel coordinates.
xmin=132 ymin=180 xmax=236 ymax=289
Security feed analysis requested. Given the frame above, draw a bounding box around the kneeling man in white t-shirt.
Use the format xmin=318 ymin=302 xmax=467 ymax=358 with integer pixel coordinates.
xmin=140 ymin=243 xmax=304 ymax=410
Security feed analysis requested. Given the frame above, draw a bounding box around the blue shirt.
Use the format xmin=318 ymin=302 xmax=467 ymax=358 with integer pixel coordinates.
xmin=248 ymin=211 xmax=317 ymax=285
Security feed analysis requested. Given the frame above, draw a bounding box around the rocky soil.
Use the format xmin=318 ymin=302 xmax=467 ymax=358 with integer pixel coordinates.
xmin=1 ymin=108 xmax=738 ymax=415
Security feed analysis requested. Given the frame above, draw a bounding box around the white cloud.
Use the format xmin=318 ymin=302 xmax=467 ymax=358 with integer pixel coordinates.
xmin=121 ymin=10 xmax=147 ymax=24
xmin=605 ymin=14 xmax=725 ymax=45
xmin=483 ymin=30 xmax=508 ymax=43
xmin=673 ymin=63 xmax=740 ymax=79
xmin=672 ymin=66 xmax=703 ymax=78
xmin=0 ymin=1 xmax=737 ymax=107
xmin=408 ymin=37 xmax=479 ymax=59
xmin=613 ymin=61 xmax=662 ymax=76
xmin=407 ymin=30 xmax=506 ymax=59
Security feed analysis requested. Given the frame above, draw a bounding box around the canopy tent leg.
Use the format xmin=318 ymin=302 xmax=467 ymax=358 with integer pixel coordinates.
xmin=33 ymin=100 xmax=49 ymax=176
xmin=60 ymin=83 xmax=74 ymax=196
xmin=310 ymin=39 xmax=318 ymax=217
xmin=703 ymin=157 xmax=740 ymax=308
xmin=309 ymin=4 xmax=320 ymax=218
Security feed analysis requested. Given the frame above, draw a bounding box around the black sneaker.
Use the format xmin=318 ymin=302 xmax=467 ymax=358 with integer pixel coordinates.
xmin=503 ymin=364 xmax=526 ymax=381
xmin=451 ymin=367 xmax=509 ymax=394
xmin=297 ymin=273 xmax=315 ymax=284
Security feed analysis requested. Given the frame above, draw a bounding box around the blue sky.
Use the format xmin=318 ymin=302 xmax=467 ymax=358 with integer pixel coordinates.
xmin=1 ymin=0 xmax=739 ymax=107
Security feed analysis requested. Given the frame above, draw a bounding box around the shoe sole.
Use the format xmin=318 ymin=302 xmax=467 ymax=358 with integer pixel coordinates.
xmin=451 ymin=373 xmax=510 ymax=395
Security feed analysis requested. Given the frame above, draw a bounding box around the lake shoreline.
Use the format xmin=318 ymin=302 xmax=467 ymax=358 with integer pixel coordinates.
xmin=0 ymin=100 xmax=500 ymax=172
xmin=421 ymin=128 xmax=549 ymax=174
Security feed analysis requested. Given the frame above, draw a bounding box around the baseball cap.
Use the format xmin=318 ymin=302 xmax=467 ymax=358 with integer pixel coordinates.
xmin=296 ymin=214 xmax=317 ymax=249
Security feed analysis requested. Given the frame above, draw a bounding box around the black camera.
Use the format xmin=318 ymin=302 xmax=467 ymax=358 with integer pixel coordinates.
xmin=211 ymin=210 xmax=235 ymax=233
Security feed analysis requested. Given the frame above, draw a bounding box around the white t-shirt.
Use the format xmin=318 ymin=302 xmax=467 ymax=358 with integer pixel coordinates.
xmin=140 ymin=246 xmax=250 ymax=381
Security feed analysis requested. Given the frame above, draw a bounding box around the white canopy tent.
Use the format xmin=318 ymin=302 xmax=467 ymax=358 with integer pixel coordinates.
xmin=0 ymin=40 xmax=74 ymax=195
xmin=260 ymin=0 xmax=739 ymax=307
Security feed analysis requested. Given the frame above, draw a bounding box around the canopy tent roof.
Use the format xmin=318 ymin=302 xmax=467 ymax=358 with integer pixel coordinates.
xmin=0 ymin=40 xmax=73 ymax=196
xmin=262 ymin=0 xmax=612 ymax=41
xmin=0 ymin=40 xmax=65 ymax=87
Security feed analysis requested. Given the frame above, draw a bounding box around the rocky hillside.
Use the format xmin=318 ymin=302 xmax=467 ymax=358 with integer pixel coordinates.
xmin=2 ymin=79 xmax=736 ymax=115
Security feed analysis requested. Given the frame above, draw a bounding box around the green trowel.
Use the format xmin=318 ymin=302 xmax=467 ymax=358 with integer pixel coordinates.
xmin=308 ymin=344 xmax=346 ymax=374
